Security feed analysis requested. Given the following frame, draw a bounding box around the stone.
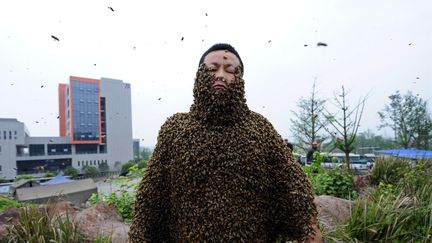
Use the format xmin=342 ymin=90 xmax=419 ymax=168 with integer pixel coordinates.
xmin=76 ymin=203 xmax=129 ymax=242
xmin=314 ymin=195 xmax=354 ymax=231
xmin=0 ymin=207 xmax=20 ymax=238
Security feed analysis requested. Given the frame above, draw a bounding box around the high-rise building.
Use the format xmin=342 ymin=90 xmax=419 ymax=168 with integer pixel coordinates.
xmin=0 ymin=76 xmax=133 ymax=180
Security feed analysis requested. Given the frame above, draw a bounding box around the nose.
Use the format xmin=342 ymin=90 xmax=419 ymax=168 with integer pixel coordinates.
xmin=215 ymin=68 xmax=227 ymax=82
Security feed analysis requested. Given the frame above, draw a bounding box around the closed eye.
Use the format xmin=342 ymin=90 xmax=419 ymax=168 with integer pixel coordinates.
xmin=226 ymin=67 xmax=235 ymax=73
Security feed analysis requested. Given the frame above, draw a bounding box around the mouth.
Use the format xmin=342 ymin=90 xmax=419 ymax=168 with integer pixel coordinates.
xmin=212 ymin=82 xmax=227 ymax=91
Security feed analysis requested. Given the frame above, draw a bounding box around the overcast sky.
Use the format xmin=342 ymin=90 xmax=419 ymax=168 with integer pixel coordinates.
xmin=1 ymin=0 xmax=431 ymax=147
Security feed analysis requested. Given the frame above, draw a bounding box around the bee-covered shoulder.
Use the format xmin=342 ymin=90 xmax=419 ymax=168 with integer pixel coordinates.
xmin=248 ymin=111 xmax=278 ymax=134
xmin=157 ymin=113 xmax=191 ymax=141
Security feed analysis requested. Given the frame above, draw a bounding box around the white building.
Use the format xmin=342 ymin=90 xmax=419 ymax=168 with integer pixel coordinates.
xmin=0 ymin=76 xmax=133 ymax=180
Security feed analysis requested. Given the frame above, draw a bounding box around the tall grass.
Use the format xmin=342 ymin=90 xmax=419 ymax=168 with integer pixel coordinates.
xmin=3 ymin=203 xmax=83 ymax=243
xmin=371 ymin=157 xmax=411 ymax=185
xmin=326 ymin=159 xmax=432 ymax=242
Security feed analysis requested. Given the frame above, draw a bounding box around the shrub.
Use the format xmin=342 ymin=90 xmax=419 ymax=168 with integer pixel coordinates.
xmin=43 ymin=171 xmax=56 ymax=177
xmin=88 ymin=177 xmax=137 ymax=222
xmin=82 ymin=166 xmax=100 ymax=177
xmin=103 ymin=191 xmax=135 ymax=222
xmin=14 ymin=175 xmax=33 ymax=182
xmin=399 ymin=159 xmax=432 ymax=191
xmin=98 ymin=162 xmax=110 ymax=172
xmin=310 ymin=168 xmax=357 ymax=200
xmin=304 ymin=152 xmax=357 ymax=199
xmin=326 ymin=158 xmax=432 ymax=242
xmin=4 ymin=204 xmax=84 ymax=242
xmin=63 ymin=166 xmax=79 ymax=178
xmin=330 ymin=182 xmax=432 ymax=242
xmin=371 ymin=157 xmax=411 ymax=185
xmin=120 ymin=161 xmax=135 ymax=176
xmin=128 ymin=164 xmax=145 ymax=178
xmin=303 ymin=152 xmax=326 ymax=174
xmin=0 ymin=197 xmax=21 ymax=212
xmin=137 ymin=160 xmax=148 ymax=169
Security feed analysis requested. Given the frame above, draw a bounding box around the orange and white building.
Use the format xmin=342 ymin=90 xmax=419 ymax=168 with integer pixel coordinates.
xmin=0 ymin=76 xmax=133 ymax=180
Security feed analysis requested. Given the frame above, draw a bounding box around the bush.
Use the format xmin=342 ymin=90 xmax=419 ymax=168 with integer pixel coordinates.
xmin=43 ymin=171 xmax=56 ymax=177
xmin=137 ymin=160 xmax=148 ymax=169
xmin=304 ymin=152 xmax=357 ymax=199
xmin=309 ymin=168 xmax=357 ymax=200
xmin=128 ymin=164 xmax=145 ymax=178
xmin=98 ymin=162 xmax=110 ymax=172
xmin=63 ymin=166 xmax=79 ymax=178
xmin=0 ymin=197 xmax=21 ymax=212
xmin=120 ymin=161 xmax=135 ymax=176
xmin=14 ymin=175 xmax=33 ymax=182
xmin=325 ymin=158 xmax=432 ymax=242
xmin=303 ymin=152 xmax=326 ymax=174
xmin=329 ymin=182 xmax=432 ymax=242
xmin=371 ymin=157 xmax=411 ymax=185
xmin=88 ymin=178 xmax=136 ymax=222
xmin=4 ymin=204 xmax=84 ymax=242
xmin=82 ymin=166 xmax=100 ymax=177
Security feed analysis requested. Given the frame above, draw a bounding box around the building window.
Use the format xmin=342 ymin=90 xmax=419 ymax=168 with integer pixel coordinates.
xmin=3 ymin=131 xmax=6 ymax=140
xmin=99 ymin=145 xmax=106 ymax=153
xmin=29 ymin=144 xmax=45 ymax=156
xmin=71 ymin=80 xmax=100 ymax=142
xmin=78 ymin=161 xmax=80 ymax=166
xmin=48 ymin=144 xmax=72 ymax=155
xmin=0 ymin=145 xmax=2 ymax=153
xmin=9 ymin=131 xmax=12 ymax=140
xmin=75 ymin=144 xmax=98 ymax=154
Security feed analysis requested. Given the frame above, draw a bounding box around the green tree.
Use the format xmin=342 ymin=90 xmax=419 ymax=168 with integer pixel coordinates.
xmin=290 ymin=81 xmax=328 ymax=151
xmin=82 ymin=166 xmax=100 ymax=177
xmin=121 ymin=161 xmax=136 ymax=176
xmin=140 ymin=147 xmax=153 ymax=161
xmin=323 ymin=86 xmax=368 ymax=169
xmin=378 ymin=91 xmax=432 ymax=149
xmin=63 ymin=166 xmax=79 ymax=178
xmin=98 ymin=162 xmax=109 ymax=172
xmin=353 ymin=129 xmax=394 ymax=153
xmin=137 ymin=160 xmax=148 ymax=169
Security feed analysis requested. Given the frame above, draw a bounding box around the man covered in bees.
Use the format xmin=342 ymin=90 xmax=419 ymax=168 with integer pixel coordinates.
xmin=129 ymin=43 xmax=322 ymax=242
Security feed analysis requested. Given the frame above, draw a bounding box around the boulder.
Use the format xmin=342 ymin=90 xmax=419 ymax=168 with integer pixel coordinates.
xmin=45 ymin=199 xmax=78 ymax=218
xmin=314 ymin=195 xmax=354 ymax=231
xmin=0 ymin=207 xmax=20 ymax=238
xmin=76 ymin=203 xmax=129 ymax=242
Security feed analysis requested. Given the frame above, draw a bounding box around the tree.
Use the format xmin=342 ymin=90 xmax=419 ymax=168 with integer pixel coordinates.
xmin=290 ymin=81 xmax=328 ymax=151
xmin=63 ymin=166 xmax=79 ymax=178
xmin=120 ymin=161 xmax=135 ymax=176
xmin=98 ymin=162 xmax=109 ymax=172
xmin=353 ymin=129 xmax=394 ymax=154
xmin=323 ymin=86 xmax=368 ymax=169
xmin=82 ymin=166 xmax=100 ymax=177
xmin=378 ymin=91 xmax=432 ymax=149
xmin=141 ymin=147 xmax=153 ymax=161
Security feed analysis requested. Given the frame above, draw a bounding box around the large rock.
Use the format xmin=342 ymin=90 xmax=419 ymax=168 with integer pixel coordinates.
xmin=0 ymin=207 xmax=20 ymax=238
xmin=76 ymin=203 xmax=129 ymax=242
xmin=354 ymin=174 xmax=373 ymax=197
xmin=45 ymin=199 xmax=79 ymax=218
xmin=314 ymin=195 xmax=354 ymax=231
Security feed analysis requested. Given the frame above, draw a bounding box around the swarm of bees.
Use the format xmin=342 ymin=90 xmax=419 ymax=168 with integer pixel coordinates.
xmin=129 ymin=65 xmax=317 ymax=242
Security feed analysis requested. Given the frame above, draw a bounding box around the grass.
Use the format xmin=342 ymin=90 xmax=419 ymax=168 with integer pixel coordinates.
xmin=324 ymin=159 xmax=432 ymax=242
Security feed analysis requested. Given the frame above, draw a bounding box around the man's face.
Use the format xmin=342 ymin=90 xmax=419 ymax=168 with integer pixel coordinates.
xmin=203 ymin=50 xmax=241 ymax=92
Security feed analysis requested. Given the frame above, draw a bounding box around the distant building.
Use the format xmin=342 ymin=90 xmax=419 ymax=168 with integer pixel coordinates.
xmin=0 ymin=76 xmax=133 ymax=180
xmin=133 ymin=139 xmax=140 ymax=161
